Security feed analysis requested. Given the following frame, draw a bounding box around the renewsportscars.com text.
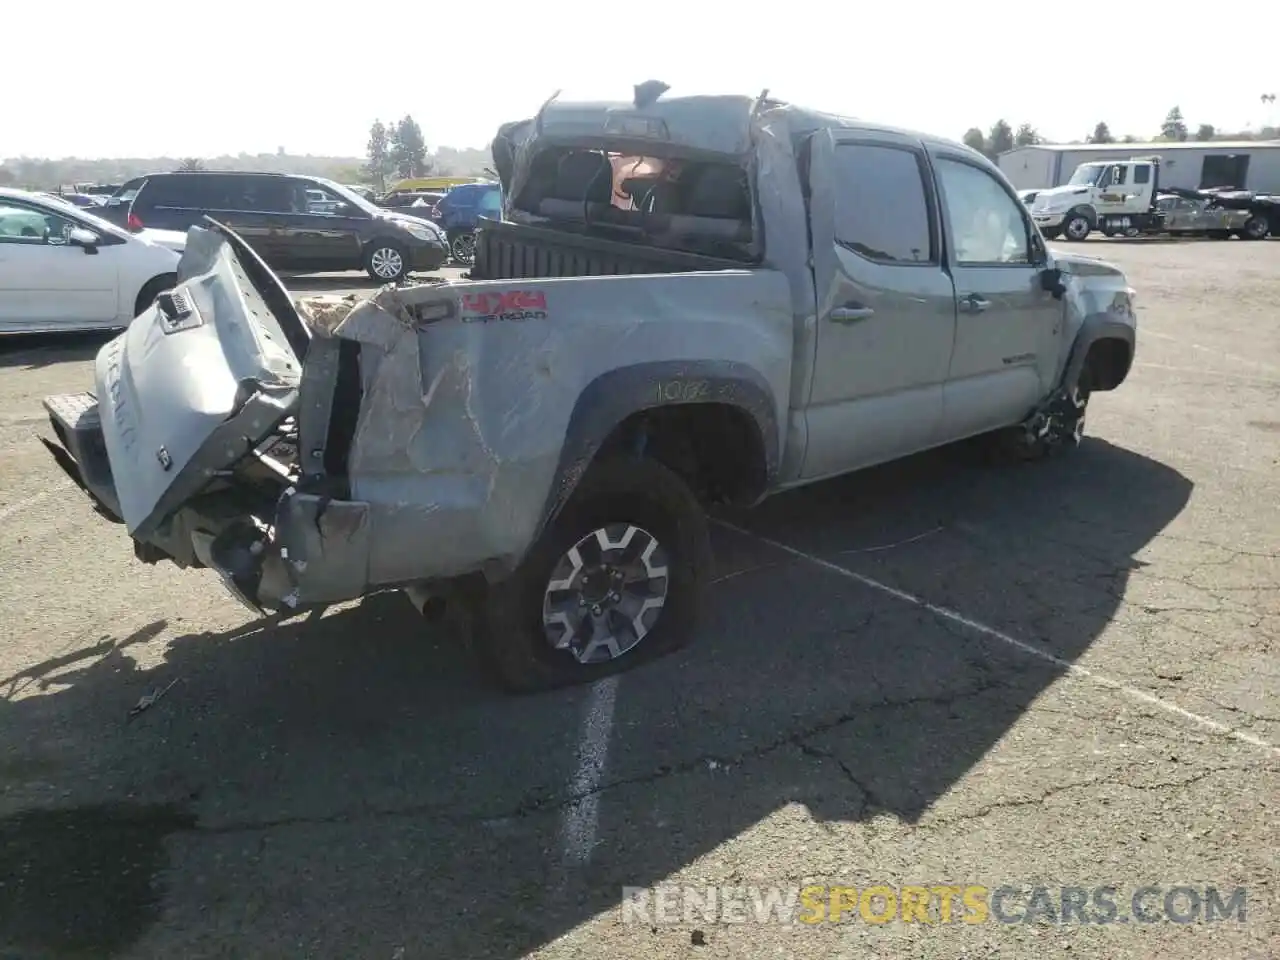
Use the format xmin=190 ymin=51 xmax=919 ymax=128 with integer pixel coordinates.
xmin=621 ymin=884 xmax=1248 ymax=926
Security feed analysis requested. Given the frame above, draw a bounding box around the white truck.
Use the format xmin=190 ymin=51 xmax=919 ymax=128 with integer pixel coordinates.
xmin=1029 ymin=156 xmax=1271 ymax=242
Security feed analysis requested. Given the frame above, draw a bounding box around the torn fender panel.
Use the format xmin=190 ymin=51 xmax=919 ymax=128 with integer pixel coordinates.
xmin=1053 ymin=252 xmax=1137 ymax=392
xmin=300 ymin=268 xmax=794 ymax=587
xmin=259 ymin=494 xmax=374 ymax=607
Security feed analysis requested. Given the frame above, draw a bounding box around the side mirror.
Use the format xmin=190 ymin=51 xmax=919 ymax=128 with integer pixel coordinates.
xmin=67 ymin=227 xmax=101 ymax=253
xmin=1039 ymin=265 xmax=1066 ymax=299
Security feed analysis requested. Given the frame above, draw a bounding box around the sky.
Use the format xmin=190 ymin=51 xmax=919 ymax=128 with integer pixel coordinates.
xmin=7 ymin=0 xmax=1280 ymax=160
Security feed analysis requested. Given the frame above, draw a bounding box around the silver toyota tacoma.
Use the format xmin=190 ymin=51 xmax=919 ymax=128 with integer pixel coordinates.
xmin=43 ymin=86 xmax=1138 ymax=692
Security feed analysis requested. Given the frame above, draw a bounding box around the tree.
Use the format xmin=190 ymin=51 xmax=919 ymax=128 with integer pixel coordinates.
xmin=389 ymin=115 xmax=430 ymax=179
xmin=364 ymin=120 xmax=393 ymax=192
xmin=1088 ymin=122 xmax=1114 ymax=144
xmin=1013 ymin=123 xmax=1041 ymax=147
xmin=987 ymin=119 xmax=1014 ymax=158
xmin=1194 ymin=123 xmax=1216 ymax=142
xmin=177 ymin=157 xmax=206 ymax=171
xmin=1121 ymin=134 xmax=1138 ymax=143
xmin=962 ymin=127 xmax=986 ymax=155
xmin=1160 ymin=106 xmax=1188 ymax=142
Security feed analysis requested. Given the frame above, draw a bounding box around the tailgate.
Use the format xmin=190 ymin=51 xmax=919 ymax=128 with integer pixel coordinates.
xmin=44 ymin=221 xmax=311 ymax=539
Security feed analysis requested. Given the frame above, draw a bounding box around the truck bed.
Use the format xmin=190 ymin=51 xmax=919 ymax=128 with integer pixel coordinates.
xmin=470 ymin=218 xmax=751 ymax=281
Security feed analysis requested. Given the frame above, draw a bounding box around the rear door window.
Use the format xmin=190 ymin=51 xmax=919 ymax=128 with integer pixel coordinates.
xmin=830 ymin=143 xmax=936 ymax=264
xmin=236 ymin=177 xmax=296 ymax=213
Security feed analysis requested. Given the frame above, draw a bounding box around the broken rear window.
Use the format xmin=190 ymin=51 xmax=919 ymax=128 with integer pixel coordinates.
xmin=512 ymin=147 xmax=756 ymax=262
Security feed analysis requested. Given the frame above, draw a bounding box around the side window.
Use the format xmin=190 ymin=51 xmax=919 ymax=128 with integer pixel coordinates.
xmin=477 ymin=187 xmax=503 ymax=217
xmin=243 ymin=178 xmax=296 ymax=213
xmin=935 ymin=158 xmax=1032 ymax=265
xmin=295 ymin=182 xmax=347 ymax=215
xmin=831 ymin=144 xmax=934 ymax=263
xmin=1110 ymin=165 xmax=1128 ymax=186
xmin=109 ymin=177 xmax=146 ymax=206
xmin=137 ymin=176 xmax=190 ymax=208
xmin=0 ymin=199 xmax=75 ymax=245
xmin=140 ymin=175 xmax=232 ymax=210
xmin=1133 ymin=164 xmax=1151 ymax=185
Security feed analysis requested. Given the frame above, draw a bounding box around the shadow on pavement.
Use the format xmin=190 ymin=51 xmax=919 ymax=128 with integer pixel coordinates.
xmin=0 ymin=331 xmax=114 ymax=371
xmin=0 ymin=437 xmax=1192 ymax=958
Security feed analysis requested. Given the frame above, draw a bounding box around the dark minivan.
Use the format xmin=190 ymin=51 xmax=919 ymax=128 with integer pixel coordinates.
xmin=100 ymin=171 xmax=449 ymax=282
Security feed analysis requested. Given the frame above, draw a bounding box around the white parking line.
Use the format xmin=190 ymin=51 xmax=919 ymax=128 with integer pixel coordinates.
xmin=717 ymin=520 xmax=1280 ymax=757
xmin=1141 ymin=330 xmax=1280 ymax=376
xmin=0 ymin=487 xmax=58 ymax=523
xmin=1135 ymin=362 xmax=1280 ymax=386
xmin=558 ymin=674 xmax=619 ymax=865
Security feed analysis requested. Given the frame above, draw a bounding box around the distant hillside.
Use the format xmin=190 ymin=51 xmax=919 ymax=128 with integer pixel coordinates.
xmin=0 ymin=146 xmax=494 ymax=191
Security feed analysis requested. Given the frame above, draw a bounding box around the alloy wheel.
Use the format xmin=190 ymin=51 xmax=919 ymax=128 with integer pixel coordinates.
xmin=541 ymin=523 xmax=671 ymax=665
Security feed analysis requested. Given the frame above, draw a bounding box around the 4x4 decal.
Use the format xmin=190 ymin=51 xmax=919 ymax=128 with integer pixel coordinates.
xmin=460 ymin=290 xmax=547 ymax=323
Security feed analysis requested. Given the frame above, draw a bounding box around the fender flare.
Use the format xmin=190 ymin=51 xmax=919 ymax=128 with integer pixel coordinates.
xmin=1061 ymin=313 xmax=1135 ymax=392
xmin=535 ymin=360 xmax=781 ymax=536
xmin=1067 ymin=204 xmax=1099 ymax=227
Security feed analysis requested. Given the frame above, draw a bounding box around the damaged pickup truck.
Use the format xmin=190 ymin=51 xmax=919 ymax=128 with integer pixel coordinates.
xmin=43 ymin=85 xmax=1138 ymax=693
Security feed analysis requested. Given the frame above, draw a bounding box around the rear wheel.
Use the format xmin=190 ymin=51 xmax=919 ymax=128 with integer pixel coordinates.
xmin=134 ymin=273 xmax=177 ymax=318
xmin=471 ymin=457 xmax=711 ymax=693
xmin=364 ymin=240 xmax=408 ymax=282
xmin=449 ymin=230 xmax=477 ymax=265
xmin=1237 ymin=215 xmax=1269 ymax=240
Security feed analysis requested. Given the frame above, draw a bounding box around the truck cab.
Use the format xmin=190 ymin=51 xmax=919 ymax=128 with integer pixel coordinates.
xmin=1029 ymin=157 xmax=1159 ymax=240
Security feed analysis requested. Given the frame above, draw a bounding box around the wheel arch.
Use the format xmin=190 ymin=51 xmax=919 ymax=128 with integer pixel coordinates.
xmin=362 ymin=234 xmax=409 ymax=257
xmin=1068 ymin=203 xmax=1099 ymax=227
xmin=133 ymin=271 xmax=177 ymax=318
xmin=535 ymin=360 xmax=781 ymax=539
xmin=1061 ymin=314 xmax=1134 ymax=393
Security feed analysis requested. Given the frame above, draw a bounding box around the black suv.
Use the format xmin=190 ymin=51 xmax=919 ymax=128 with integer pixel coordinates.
xmin=99 ymin=171 xmax=449 ymax=282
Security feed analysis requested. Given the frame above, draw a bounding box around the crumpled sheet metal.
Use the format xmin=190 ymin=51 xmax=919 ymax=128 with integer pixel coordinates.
xmin=296 ymin=285 xmax=417 ymax=348
xmin=291 ymin=271 xmax=793 ymax=587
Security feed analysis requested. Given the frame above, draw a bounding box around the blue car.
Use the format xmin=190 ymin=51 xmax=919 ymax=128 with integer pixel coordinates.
xmin=431 ymin=181 xmax=502 ymax=263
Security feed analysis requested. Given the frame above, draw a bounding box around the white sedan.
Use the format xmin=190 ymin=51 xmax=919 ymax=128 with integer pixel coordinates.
xmin=0 ymin=187 xmax=187 ymax=335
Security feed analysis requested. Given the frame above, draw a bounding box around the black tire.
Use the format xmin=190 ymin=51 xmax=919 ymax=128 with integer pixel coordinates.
xmin=1062 ymin=212 xmax=1092 ymax=242
xmin=364 ymin=240 xmax=408 ymax=282
xmin=472 ymin=456 xmax=711 ymax=693
xmin=1236 ymin=215 xmax=1269 ymax=241
xmin=134 ymin=273 xmax=177 ymax=318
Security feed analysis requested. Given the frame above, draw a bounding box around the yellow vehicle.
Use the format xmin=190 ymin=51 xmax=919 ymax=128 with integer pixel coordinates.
xmin=386 ymin=176 xmax=491 ymax=194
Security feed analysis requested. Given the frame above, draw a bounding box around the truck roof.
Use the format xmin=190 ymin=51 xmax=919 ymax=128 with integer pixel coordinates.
xmin=519 ymin=88 xmax=984 ymax=163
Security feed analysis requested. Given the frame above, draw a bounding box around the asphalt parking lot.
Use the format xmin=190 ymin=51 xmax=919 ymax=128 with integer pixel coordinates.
xmin=1 ymin=246 xmax=1277 ymax=960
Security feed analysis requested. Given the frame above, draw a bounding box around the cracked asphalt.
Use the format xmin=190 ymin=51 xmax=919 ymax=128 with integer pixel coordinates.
xmin=1 ymin=244 xmax=1277 ymax=960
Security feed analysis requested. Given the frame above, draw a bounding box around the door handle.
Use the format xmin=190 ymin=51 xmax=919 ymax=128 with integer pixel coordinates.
xmin=829 ymin=303 xmax=875 ymax=324
xmin=959 ymin=294 xmax=991 ymax=314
